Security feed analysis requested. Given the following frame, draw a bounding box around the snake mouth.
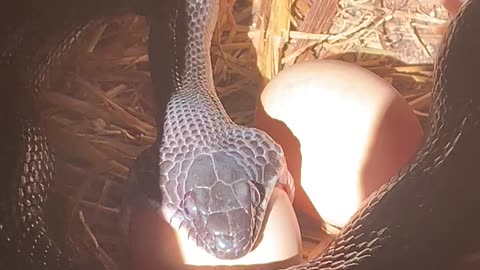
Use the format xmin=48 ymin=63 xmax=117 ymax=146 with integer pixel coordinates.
xmin=201 ymin=231 xmax=252 ymax=260
xmin=187 ymin=206 xmax=258 ymax=260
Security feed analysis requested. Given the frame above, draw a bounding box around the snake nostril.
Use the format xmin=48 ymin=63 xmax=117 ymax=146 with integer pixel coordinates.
xmin=214 ymin=234 xmax=234 ymax=251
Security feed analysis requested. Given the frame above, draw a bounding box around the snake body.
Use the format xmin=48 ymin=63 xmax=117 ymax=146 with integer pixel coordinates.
xmin=1 ymin=0 xmax=480 ymax=269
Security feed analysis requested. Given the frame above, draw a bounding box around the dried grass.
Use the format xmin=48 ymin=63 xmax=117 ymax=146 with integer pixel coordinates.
xmin=40 ymin=0 xmax=464 ymax=269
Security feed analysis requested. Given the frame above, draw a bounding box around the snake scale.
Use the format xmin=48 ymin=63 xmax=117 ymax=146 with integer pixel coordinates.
xmin=1 ymin=0 xmax=480 ymax=269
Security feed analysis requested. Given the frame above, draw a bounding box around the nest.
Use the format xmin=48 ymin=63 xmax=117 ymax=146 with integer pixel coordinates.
xmin=40 ymin=0 xmax=476 ymax=269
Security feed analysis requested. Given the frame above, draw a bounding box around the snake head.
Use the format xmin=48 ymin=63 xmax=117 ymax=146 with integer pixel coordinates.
xmin=181 ymin=179 xmax=261 ymax=259
xmin=174 ymin=128 xmax=294 ymax=260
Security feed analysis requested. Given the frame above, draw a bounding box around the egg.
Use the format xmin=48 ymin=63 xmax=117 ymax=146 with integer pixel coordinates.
xmin=438 ymin=0 xmax=465 ymax=14
xmin=256 ymin=59 xmax=423 ymax=229
xmin=128 ymin=187 xmax=302 ymax=270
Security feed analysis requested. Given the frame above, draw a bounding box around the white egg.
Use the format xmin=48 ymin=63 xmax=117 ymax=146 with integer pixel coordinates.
xmin=258 ymin=59 xmax=423 ymax=228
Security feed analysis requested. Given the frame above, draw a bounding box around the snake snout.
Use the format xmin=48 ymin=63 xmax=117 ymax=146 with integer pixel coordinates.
xmin=199 ymin=206 xmax=256 ymax=259
xmin=213 ymin=234 xmax=234 ymax=251
xmin=204 ymin=231 xmax=251 ymax=259
xmin=207 ymin=233 xmax=246 ymax=259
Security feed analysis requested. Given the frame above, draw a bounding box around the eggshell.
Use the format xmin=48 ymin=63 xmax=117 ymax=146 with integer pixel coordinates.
xmin=257 ymin=59 xmax=423 ymax=228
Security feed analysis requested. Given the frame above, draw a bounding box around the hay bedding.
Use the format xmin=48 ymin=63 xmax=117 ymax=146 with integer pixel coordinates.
xmin=38 ymin=0 xmax=477 ymax=269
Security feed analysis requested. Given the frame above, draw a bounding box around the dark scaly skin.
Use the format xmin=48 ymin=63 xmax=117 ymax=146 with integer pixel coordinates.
xmin=0 ymin=0 xmax=293 ymax=267
xmin=0 ymin=1 xmax=158 ymax=269
xmin=1 ymin=0 xmax=480 ymax=270
xmin=121 ymin=0 xmax=294 ymax=260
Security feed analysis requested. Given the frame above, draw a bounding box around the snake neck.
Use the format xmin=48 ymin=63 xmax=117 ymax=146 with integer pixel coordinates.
xmin=149 ymin=0 xmax=231 ymax=138
xmin=150 ymin=0 xmax=220 ymax=95
xmin=424 ymin=0 xmax=480 ymax=158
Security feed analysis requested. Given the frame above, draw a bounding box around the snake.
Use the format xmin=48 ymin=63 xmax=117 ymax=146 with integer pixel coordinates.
xmin=1 ymin=0 xmax=480 ymax=269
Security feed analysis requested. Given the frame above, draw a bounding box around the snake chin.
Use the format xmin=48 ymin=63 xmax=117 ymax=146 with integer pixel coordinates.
xmin=181 ymin=202 xmax=262 ymax=260
xmin=201 ymin=231 xmax=253 ymax=260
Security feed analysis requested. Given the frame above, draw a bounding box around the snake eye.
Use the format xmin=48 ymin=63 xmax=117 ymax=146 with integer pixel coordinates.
xmin=183 ymin=192 xmax=198 ymax=220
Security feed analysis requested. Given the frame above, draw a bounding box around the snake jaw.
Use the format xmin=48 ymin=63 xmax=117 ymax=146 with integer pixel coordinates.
xmin=179 ymin=198 xmax=258 ymax=260
xmin=278 ymin=161 xmax=296 ymax=203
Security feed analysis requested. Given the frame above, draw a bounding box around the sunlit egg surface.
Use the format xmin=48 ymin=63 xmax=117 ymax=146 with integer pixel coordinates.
xmin=259 ymin=59 xmax=423 ymax=228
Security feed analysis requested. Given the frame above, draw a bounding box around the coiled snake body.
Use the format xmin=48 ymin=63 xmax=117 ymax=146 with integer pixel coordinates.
xmin=1 ymin=0 xmax=480 ymax=269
